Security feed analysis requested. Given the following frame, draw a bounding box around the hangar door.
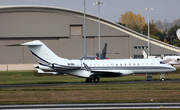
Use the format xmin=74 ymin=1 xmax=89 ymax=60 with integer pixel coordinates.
xmin=70 ymin=25 xmax=82 ymax=36
xmin=94 ymin=36 xmax=129 ymax=59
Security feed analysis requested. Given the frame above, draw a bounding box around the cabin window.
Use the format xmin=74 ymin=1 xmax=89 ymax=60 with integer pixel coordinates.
xmin=146 ymin=63 xmax=148 ymax=65
xmin=160 ymin=61 xmax=166 ymax=64
xmin=142 ymin=63 xmax=144 ymax=66
xmin=94 ymin=64 xmax=96 ymax=67
xmin=116 ymin=64 xmax=118 ymax=66
xmin=151 ymin=63 xmax=153 ymax=65
xmin=133 ymin=63 xmax=135 ymax=66
xmin=138 ymin=63 xmax=140 ymax=66
xmin=90 ymin=64 xmax=91 ymax=67
xmin=129 ymin=63 xmax=131 ymax=66
xmin=107 ymin=64 xmax=108 ymax=66
xmin=98 ymin=64 xmax=100 ymax=67
xmin=124 ymin=64 xmax=126 ymax=66
xmin=120 ymin=64 xmax=122 ymax=66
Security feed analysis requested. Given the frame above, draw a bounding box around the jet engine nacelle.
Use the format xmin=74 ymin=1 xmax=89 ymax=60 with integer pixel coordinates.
xmin=34 ymin=65 xmax=54 ymax=71
xmin=36 ymin=68 xmax=59 ymax=74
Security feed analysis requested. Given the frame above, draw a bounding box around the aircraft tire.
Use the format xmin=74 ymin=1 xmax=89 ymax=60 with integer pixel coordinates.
xmin=86 ymin=78 xmax=92 ymax=83
xmin=93 ymin=77 xmax=100 ymax=83
xmin=161 ymin=78 xmax=165 ymax=81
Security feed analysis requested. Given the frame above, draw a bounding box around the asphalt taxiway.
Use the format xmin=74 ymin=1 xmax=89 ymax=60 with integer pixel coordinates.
xmin=1 ymin=80 xmax=180 ymax=109
xmin=0 ymin=79 xmax=180 ymax=88
xmin=1 ymin=103 xmax=180 ymax=109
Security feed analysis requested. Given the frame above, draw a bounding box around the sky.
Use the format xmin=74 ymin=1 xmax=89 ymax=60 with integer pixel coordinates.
xmin=1 ymin=0 xmax=180 ymax=23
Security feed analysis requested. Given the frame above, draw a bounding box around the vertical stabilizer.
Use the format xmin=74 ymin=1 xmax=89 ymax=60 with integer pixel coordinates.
xmin=142 ymin=50 xmax=147 ymax=58
xmin=102 ymin=43 xmax=107 ymax=58
xmin=21 ymin=40 xmax=67 ymax=65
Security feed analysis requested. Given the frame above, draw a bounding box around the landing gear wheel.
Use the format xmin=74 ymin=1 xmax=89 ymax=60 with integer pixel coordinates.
xmin=93 ymin=77 xmax=100 ymax=83
xmin=161 ymin=78 xmax=165 ymax=81
xmin=160 ymin=73 xmax=165 ymax=81
xmin=86 ymin=78 xmax=92 ymax=83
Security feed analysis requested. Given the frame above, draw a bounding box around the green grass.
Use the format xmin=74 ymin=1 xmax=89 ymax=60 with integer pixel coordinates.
xmin=0 ymin=69 xmax=180 ymax=105
xmin=0 ymin=82 xmax=180 ymax=105
xmin=0 ymin=68 xmax=180 ymax=85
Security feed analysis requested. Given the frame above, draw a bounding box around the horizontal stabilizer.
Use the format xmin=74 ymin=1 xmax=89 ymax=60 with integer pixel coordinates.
xmin=106 ymin=52 xmax=120 ymax=54
xmin=21 ymin=40 xmax=43 ymax=46
xmin=6 ymin=40 xmax=43 ymax=46
xmin=6 ymin=44 xmax=22 ymax=46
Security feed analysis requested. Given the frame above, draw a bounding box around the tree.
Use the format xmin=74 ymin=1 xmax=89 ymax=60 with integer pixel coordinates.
xmin=141 ymin=21 xmax=167 ymax=41
xmin=155 ymin=19 xmax=172 ymax=32
xmin=119 ymin=11 xmax=145 ymax=32
xmin=164 ymin=38 xmax=170 ymax=44
xmin=142 ymin=22 xmax=159 ymax=36
xmin=172 ymin=19 xmax=180 ymax=27
xmin=156 ymin=20 xmax=163 ymax=31
xmin=117 ymin=22 xmax=126 ymax=27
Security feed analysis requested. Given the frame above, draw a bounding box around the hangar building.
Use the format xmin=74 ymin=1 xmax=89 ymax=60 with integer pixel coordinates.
xmin=0 ymin=5 xmax=180 ymax=71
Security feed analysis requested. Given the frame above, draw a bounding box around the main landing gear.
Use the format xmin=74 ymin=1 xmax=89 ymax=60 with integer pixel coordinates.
xmin=146 ymin=74 xmax=153 ymax=81
xmin=86 ymin=77 xmax=100 ymax=83
xmin=146 ymin=73 xmax=165 ymax=81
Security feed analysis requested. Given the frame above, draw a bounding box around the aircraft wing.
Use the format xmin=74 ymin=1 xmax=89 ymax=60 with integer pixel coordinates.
xmin=83 ymin=62 xmax=134 ymax=77
xmin=90 ymin=69 xmax=134 ymax=77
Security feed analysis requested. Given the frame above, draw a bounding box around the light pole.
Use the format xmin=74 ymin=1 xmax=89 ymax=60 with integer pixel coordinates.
xmin=145 ymin=7 xmax=153 ymax=57
xmin=84 ymin=0 xmax=86 ymax=60
xmin=93 ymin=0 xmax=104 ymax=59
xmin=171 ymin=36 xmax=174 ymax=45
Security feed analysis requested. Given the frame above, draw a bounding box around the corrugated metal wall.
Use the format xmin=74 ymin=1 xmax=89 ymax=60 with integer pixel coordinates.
xmin=0 ymin=6 xmax=179 ymax=65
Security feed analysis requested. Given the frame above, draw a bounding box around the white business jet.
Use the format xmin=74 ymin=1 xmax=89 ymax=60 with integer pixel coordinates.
xmin=142 ymin=50 xmax=180 ymax=66
xmin=142 ymin=50 xmax=161 ymax=59
xmin=9 ymin=40 xmax=176 ymax=83
xmin=162 ymin=56 xmax=180 ymax=66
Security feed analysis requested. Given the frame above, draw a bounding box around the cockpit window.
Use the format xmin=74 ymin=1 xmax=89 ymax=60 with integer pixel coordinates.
xmin=160 ymin=61 xmax=166 ymax=64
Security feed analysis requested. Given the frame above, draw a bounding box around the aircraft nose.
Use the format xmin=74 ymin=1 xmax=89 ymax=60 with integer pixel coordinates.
xmin=171 ymin=65 xmax=176 ymax=71
xmin=168 ymin=64 xmax=176 ymax=72
xmin=173 ymin=67 xmax=176 ymax=71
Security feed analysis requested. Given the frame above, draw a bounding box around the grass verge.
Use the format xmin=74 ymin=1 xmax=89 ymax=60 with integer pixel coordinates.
xmin=0 ymin=68 xmax=180 ymax=85
xmin=0 ymin=68 xmax=180 ymax=105
xmin=0 ymin=82 xmax=180 ymax=105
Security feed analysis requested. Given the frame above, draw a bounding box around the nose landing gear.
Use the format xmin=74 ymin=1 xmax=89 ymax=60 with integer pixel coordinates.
xmin=160 ymin=73 xmax=165 ymax=81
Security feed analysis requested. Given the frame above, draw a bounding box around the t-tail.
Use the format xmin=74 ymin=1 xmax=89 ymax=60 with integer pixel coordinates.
xmin=96 ymin=43 xmax=107 ymax=59
xmin=142 ymin=50 xmax=147 ymax=58
xmin=21 ymin=40 xmax=68 ymax=65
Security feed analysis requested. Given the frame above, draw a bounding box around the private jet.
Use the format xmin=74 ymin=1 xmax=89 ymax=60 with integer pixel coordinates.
xmin=8 ymin=40 xmax=176 ymax=83
xmin=80 ymin=43 xmax=119 ymax=60
xmin=142 ymin=50 xmax=180 ymax=66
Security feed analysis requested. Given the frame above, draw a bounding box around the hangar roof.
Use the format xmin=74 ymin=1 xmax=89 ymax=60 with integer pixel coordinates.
xmin=0 ymin=5 xmax=180 ymax=53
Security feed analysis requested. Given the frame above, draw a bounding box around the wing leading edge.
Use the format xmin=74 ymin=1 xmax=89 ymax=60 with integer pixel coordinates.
xmin=83 ymin=63 xmax=134 ymax=77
